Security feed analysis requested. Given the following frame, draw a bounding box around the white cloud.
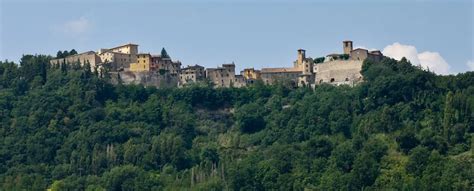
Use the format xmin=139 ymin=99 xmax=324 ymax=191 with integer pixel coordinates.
xmin=382 ymin=42 xmax=451 ymax=75
xmin=467 ymin=60 xmax=474 ymax=71
xmin=418 ymin=51 xmax=450 ymax=75
xmin=53 ymin=16 xmax=91 ymax=35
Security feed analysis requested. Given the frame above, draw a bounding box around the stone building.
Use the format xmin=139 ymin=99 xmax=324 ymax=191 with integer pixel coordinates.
xmin=206 ymin=63 xmax=236 ymax=87
xmin=50 ymin=51 xmax=101 ymax=70
xmin=178 ymin=65 xmax=205 ymax=87
xmin=259 ymin=49 xmax=314 ymax=87
xmin=350 ymin=48 xmax=383 ymax=62
xmin=98 ymin=43 xmax=138 ymax=55
xmin=313 ymin=40 xmax=384 ymax=86
xmin=152 ymin=55 xmax=181 ymax=75
xmin=241 ymin=68 xmax=261 ymax=85
xmin=234 ymin=75 xmax=247 ymax=87
xmin=129 ymin=53 xmax=152 ymax=72
xmin=260 ymin=68 xmax=301 ymax=85
xmin=314 ymin=60 xmax=364 ymax=86
xmin=98 ymin=43 xmax=139 ymax=71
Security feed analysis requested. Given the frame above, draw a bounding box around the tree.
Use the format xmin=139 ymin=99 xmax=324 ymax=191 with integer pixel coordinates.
xmin=235 ymin=102 xmax=266 ymax=133
xmin=70 ymin=49 xmax=78 ymax=55
xmin=161 ymin=48 xmax=170 ymax=58
xmin=406 ymin=146 xmax=430 ymax=176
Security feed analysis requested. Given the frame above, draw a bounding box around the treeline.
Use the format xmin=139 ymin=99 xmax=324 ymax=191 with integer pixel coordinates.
xmin=0 ymin=55 xmax=473 ymax=190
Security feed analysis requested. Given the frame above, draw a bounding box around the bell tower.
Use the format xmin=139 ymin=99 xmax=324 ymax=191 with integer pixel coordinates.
xmin=297 ymin=49 xmax=306 ymax=69
xmin=343 ymin=40 xmax=353 ymax=54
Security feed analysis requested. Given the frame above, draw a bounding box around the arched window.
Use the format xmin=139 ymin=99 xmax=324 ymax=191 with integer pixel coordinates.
xmin=330 ymin=78 xmax=335 ymax=82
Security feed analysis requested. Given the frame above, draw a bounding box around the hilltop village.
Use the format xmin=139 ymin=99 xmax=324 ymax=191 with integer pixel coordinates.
xmin=50 ymin=41 xmax=384 ymax=88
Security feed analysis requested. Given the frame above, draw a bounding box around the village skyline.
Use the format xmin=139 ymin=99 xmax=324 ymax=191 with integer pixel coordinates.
xmin=1 ymin=0 xmax=473 ymax=74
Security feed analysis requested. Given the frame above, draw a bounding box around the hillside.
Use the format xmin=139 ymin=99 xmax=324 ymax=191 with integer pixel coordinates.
xmin=0 ymin=56 xmax=473 ymax=190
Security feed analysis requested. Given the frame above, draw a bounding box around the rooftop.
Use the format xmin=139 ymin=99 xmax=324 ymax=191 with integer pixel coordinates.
xmin=261 ymin=67 xmax=302 ymax=73
xmin=182 ymin=64 xmax=204 ymax=70
xmin=109 ymin=43 xmax=139 ymax=50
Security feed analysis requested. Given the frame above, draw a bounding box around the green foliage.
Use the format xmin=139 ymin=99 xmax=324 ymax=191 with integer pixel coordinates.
xmin=0 ymin=55 xmax=473 ymax=190
xmin=161 ymin=48 xmax=170 ymax=58
xmin=314 ymin=57 xmax=325 ymax=64
xmin=235 ymin=102 xmax=266 ymax=133
xmin=56 ymin=49 xmax=78 ymax=58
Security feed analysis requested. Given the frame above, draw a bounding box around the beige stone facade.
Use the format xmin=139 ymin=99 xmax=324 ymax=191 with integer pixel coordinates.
xmin=314 ymin=60 xmax=364 ymax=86
xmin=259 ymin=49 xmax=313 ymax=86
xmin=178 ymin=65 xmax=205 ymax=87
xmin=152 ymin=56 xmax=181 ymax=75
xmin=50 ymin=51 xmax=101 ymax=71
xmin=242 ymin=68 xmax=261 ymax=81
xmin=206 ymin=63 xmax=236 ymax=87
xmin=129 ymin=53 xmax=152 ymax=72
xmin=234 ymin=75 xmax=247 ymax=87
xmin=312 ymin=41 xmax=383 ymax=86
xmin=48 ymin=40 xmax=384 ymax=88
xmin=98 ymin=44 xmax=139 ymax=71
xmin=99 ymin=52 xmax=136 ymax=71
xmin=99 ymin=43 xmax=138 ymax=55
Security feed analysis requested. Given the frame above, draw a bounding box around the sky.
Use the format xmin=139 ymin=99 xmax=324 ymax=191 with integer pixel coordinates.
xmin=0 ymin=0 xmax=473 ymax=74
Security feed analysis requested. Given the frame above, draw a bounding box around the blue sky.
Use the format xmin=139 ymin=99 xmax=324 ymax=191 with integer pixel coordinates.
xmin=1 ymin=0 xmax=473 ymax=74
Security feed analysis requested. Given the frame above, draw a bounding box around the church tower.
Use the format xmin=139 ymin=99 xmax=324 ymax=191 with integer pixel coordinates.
xmin=296 ymin=49 xmax=306 ymax=69
xmin=343 ymin=40 xmax=353 ymax=55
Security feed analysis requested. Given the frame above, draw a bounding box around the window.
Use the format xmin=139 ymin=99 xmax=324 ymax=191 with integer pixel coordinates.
xmin=345 ymin=78 xmax=349 ymax=81
xmin=330 ymin=78 xmax=335 ymax=82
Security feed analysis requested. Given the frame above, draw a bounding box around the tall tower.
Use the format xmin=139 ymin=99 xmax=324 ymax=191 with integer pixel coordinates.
xmin=297 ymin=49 xmax=306 ymax=69
xmin=343 ymin=41 xmax=353 ymax=55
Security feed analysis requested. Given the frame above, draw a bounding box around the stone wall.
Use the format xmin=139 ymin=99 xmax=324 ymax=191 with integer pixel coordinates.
xmin=112 ymin=71 xmax=178 ymax=88
xmin=50 ymin=51 xmax=101 ymax=70
xmin=314 ymin=60 xmax=363 ymax=86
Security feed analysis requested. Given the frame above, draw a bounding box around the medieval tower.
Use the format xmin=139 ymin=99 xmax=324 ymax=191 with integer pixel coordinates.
xmin=343 ymin=40 xmax=353 ymax=55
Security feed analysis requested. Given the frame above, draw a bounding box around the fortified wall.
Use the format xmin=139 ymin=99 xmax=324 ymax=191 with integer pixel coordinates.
xmin=314 ymin=60 xmax=363 ymax=86
xmin=111 ymin=71 xmax=178 ymax=88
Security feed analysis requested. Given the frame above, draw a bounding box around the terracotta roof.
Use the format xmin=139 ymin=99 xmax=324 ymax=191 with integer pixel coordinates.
xmin=261 ymin=67 xmax=302 ymax=73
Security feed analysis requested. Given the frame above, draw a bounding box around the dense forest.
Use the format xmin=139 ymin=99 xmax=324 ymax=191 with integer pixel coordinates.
xmin=0 ymin=55 xmax=473 ymax=190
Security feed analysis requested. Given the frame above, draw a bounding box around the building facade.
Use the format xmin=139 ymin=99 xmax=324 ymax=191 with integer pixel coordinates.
xmin=313 ymin=40 xmax=383 ymax=86
xmin=129 ymin=53 xmax=152 ymax=72
xmin=152 ymin=56 xmax=181 ymax=75
xmin=50 ymin=51 xmax=102 ymax=70
xmin=49 ymin=40 xmax=384 ymax=88
xmin=178 ymin=65 xmax=205 ymax=87
xmin=206 ymin=63 xmax=237 ymax=87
